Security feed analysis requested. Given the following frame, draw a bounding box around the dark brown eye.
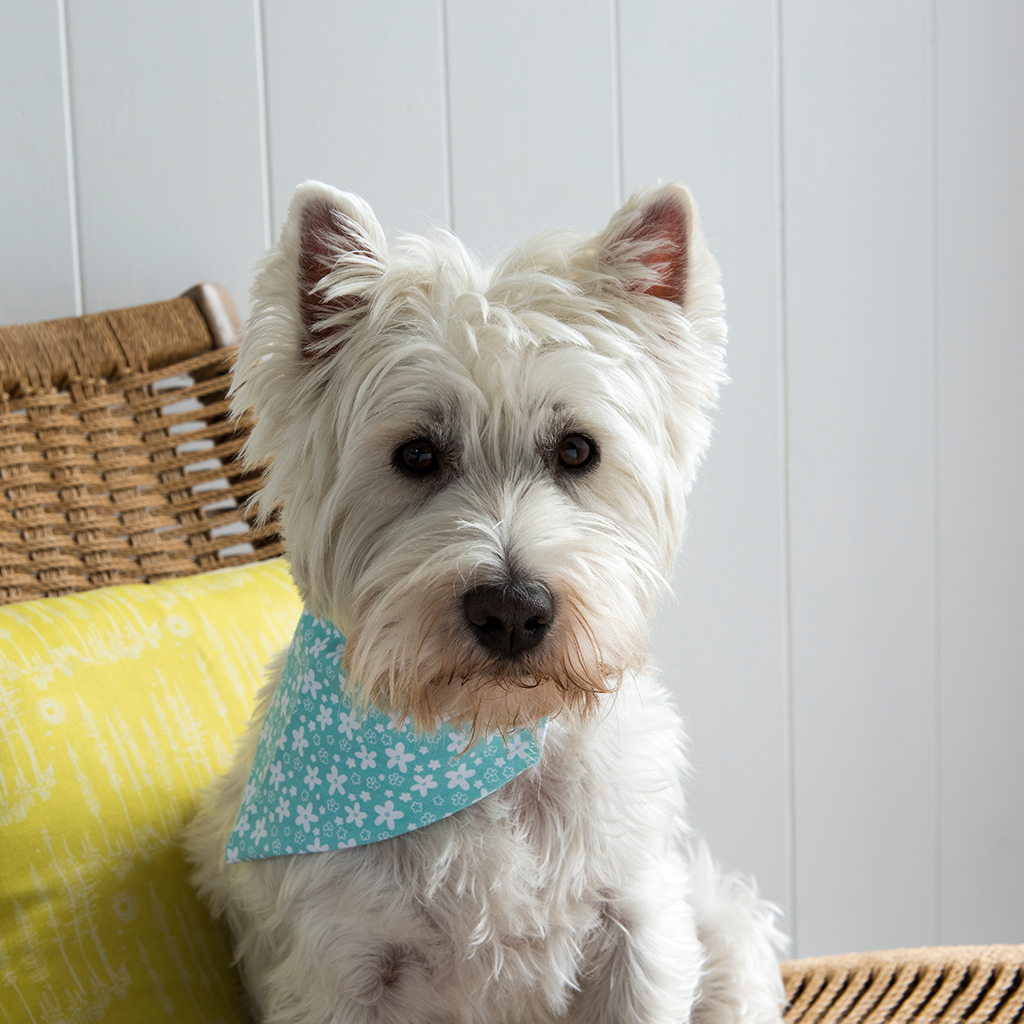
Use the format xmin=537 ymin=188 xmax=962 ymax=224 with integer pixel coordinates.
xmin=395 ymin=438 xmax=436 ymax=475
xmin=557 ymin=433 xmax=595 ymax=470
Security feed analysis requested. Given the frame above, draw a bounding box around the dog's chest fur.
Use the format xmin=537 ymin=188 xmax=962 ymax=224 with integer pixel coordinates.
xmin=206 ymin=670 xmax=697 ymax=1022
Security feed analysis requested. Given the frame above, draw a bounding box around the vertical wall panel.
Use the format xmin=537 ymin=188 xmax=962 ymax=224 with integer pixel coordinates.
xmin=66 ymin=0 xmax=265 ymax=314
xmin=936 ymin=0 xmax=1024 ymax=945
xmin=0 ymin=2 xmax=78 ymax=324
xmin=262 ymin=1 xmax=448 ymax=241
xmin=620 ymin=0 xmax=790 ymax=924
xmin=784 ymin=0 xmax=937 ymax=954
xmin=446 ymin=0 xmax=617 ymax=257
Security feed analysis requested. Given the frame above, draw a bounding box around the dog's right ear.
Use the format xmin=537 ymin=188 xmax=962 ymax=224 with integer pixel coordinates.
xmin=591 ymin=182 xmax=721 ymax=323
xmin=282 ymin=182 xmax=387 ymax=362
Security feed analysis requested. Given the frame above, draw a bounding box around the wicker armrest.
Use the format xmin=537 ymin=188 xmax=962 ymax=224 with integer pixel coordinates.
xmin=783 ymin=945 xmax=1024 ymax=1024
xmin=0 ymin=284 xmax=282 ymax=603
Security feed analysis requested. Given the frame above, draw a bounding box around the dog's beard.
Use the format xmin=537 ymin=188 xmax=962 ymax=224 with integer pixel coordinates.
xmin=340 ymin=586 xmax=647 ymax=737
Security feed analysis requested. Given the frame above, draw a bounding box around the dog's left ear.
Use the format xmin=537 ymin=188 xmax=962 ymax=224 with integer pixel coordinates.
xmin=282 ymin=182 xmax=387 ymax=363
xmin=594 ymin=183 xmax=718 ymax=317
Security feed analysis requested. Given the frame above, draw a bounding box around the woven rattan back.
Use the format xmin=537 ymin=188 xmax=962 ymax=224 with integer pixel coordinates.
xmin=783 ymin=945 xmax=1024 ymax=1024
xmin=0 ymin=284 xmax=282 ymax=604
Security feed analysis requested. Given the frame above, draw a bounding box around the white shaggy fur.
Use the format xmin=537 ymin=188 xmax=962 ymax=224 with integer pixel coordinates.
xmin=185 ymin=181 xmax=787 ymax=1023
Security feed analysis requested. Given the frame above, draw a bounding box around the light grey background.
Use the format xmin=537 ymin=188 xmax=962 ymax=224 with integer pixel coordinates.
xmin=2 ymin=0 xmax=1021 ymax=958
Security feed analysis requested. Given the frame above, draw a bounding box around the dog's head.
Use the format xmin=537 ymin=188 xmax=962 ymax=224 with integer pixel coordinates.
xmin=234 ymin=182 xmax=726 ymax=733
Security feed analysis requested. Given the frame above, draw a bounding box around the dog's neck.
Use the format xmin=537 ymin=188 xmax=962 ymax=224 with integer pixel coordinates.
xmin=226 ymin=609 xmax=546 ymax=863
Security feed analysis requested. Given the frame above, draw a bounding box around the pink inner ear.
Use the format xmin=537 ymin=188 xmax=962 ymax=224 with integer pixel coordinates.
xmin=298 ymin=199 xmax=370 ymax=361
xmin=630 ymin=196 xmax=689 ymax=306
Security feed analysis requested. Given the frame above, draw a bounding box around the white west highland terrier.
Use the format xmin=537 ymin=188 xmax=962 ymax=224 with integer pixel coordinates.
xmin=185 ymin=181 xmax=787 ymax=1024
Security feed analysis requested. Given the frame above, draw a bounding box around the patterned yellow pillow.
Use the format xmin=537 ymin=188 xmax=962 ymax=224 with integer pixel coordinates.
xmin=0 ymin=559 xmax=301 ymax=1023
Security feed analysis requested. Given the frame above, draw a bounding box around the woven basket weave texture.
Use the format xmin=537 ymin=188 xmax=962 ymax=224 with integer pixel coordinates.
xmin=783 ymin=945 xmax=1024 ymax=1024
xmin=0 ymin=291 xmax=282 ymax=604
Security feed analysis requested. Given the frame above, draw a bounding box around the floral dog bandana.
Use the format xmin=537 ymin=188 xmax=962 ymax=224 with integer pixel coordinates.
xmin=227 ymin=610 xmax=546 ymax=862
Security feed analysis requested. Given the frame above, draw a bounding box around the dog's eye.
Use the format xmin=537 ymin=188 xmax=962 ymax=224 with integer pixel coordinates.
xmin=395 ymin=438 xmax=437 ymax=476
xmin=556 ymin=433 xmax=596 ymax=470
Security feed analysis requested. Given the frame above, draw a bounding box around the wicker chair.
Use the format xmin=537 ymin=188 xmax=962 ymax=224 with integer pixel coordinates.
xmin=783 ymin=945 xmax=1023 ymax=1024
xmin=0 ymin=284 xmax=281 ymax=604
xmin=1 ymin=290 xmax=1020 ymax=1020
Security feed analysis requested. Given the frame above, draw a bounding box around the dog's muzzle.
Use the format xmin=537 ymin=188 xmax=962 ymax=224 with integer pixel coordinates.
xmin=463 ymin=581 xmax=554 ymax=658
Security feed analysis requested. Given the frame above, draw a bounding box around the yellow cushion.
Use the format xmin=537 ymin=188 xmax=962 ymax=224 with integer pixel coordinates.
xmin=0 ymin=559 xmax=302 ymax=1022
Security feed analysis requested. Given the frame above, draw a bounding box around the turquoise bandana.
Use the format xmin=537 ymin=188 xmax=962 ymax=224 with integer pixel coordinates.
xmin=227 ymin=610 xmax=546 ymax=862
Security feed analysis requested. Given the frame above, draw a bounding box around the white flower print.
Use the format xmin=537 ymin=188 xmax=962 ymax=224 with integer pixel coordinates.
xmin=428 ymin=759 xmax=441 ymax=770
xmin=446 ymin=763 xmax=475 ymax=790
xmin=301 ymin=669 xmax=323 ymax=698
xmin=507 ymin=734 xmax=530 ymax=759
xmin=345 ymin=803 xmax=367 ymax=827
xmin=306 ymin=837 xmax=330 ymax=852
xmin=226 ymin=847 xmax=239 ymax=864
xmin=329 ymin=642 xmax=344 ymax=666
xmin=295 ymin=802 xmax=319 ymax=832
xmin=251 ymin=817 xmax=268 ymax=843
xmin=411 ymin=773 xmax=437 ymax=796
xmin=236 ymin=813 xmax=250 ymax=835
xmin=243 ymin=781 xmax=255 ymax=804
xmin=316 ymin=704 xmax=333 ymax=730
xmin=356 ymin=745 xmax=376 ymax=769
xmin=337 ymin=710 xmax=359 ymax=739
xmin=310 ymin=636 xmax=329 ymax=658
xmin=385 ymin=742 xmax=415 ymax=773
xmin=374 ymin=800 xmax=403 ymax=829
xmin=326 ymin=765 xmax=347 ymax=795
xmin=292 ymin=726 xmax=309 ymax=754
xmin=447 ymin=730 xmax=470 ymax=754
xmin=275 ymin=797 xmax=290 ymax=822
xmin=304 ymin=765 xmax=322 ymax=788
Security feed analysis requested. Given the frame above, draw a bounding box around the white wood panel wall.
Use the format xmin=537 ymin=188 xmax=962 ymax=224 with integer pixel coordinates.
xmin=1 ymin=0 xmax=1021 ymax=959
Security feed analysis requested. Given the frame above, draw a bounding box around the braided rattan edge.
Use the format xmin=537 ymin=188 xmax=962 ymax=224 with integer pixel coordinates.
xmin=182 ymin=282 xmax=243 ymax=350
xmin=783 ymin=944 xmax=1024 ymax=1024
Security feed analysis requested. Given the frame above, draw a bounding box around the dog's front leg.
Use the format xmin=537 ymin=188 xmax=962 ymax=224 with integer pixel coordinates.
xmin=565 ymin=861 xmax=703 ymax=1024
xmin=685 ymin=845 xmax=787 ymax=1024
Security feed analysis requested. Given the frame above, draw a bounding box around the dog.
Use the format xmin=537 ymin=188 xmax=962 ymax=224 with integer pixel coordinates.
xmin=184 ymin=180 xmax=787 ymax=1024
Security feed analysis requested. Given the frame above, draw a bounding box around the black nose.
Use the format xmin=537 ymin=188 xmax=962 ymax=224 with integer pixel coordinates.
xmin=463 ymin=582 xmax=554 ymax=657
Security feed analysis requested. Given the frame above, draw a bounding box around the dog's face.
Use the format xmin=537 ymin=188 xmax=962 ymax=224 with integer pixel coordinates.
xmin=234 ymin=183 xmax=725 ymax=733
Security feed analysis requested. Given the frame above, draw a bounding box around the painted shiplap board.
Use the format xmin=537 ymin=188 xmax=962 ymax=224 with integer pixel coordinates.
xmin=620 ymin=0 xmax=791 ymax=921
xmin=783 ymin=0 xmax=938 ymax=955
xmin=0 ymin=2 xmax=78 ymax=324
xmin=936 ymin=0 xmax=1024 ymax=945
xmin=445 ymin=0 xmax=618 ymax=257
xmin=64 ymin=0 xmax=266 ymax=315
xmin=261 ymin=0 xmax=449 ymax=243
